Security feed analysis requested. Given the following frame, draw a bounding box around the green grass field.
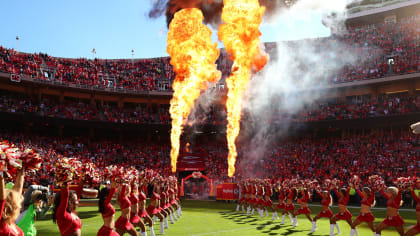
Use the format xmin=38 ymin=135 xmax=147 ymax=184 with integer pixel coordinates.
xmin=35 ymin=200 xmax=417 ymax=236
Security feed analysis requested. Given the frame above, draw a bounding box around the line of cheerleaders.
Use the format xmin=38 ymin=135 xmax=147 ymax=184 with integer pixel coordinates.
xmin=53 ymin=175 xmax=182 ymax=236
xmin=234 ymin=177 xmax=420 ymax=236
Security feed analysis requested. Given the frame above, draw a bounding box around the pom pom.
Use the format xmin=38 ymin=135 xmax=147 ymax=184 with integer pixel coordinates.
xmin=411 ymin=122 xmax=420 ymax=134
xmin=394 ymin=177 xmax=409 ymax=190
xmin=350 ymin=175 xmax=361 ymax=187
xmin=81 ymin=162 xmax=100 ymax=187
xmin=368 ymin=175 xmax=385 ymax=190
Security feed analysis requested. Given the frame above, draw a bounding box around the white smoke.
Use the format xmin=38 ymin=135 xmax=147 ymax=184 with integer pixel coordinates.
xmin=239 ymin=0 xmax=363 ymax=173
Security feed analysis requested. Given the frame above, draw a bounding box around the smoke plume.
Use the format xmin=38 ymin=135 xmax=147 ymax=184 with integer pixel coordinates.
xmin=148 ymin=0 xmax=294 ymax=27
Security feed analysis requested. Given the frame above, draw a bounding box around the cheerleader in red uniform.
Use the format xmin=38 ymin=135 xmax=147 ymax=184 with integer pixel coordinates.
xmin=375 ymin=186 xmax=405 ymax=236
xmin=274 ymin=185 xmax=285 ymax=221
xmin=249 ymin=180 xmax=257 ymax=216
xmin=129 ymin=183 xmax=147 ymax=236
xmin=159 ymin=183 xmax=171 ymax=229
xmin=256 ymin=182 xmax=266 ymax=218
xmin=330 ymin=186 xmax=352 ymax=235
xmin=292 ymin=188 xmax=312 ymax=228
xmin=169 ymin=178 xmax=181 ymax=218
xmin=115 ymin=184 xmax=138 ymax=236
xmin=405 ymin=186 xmax=420 ymax=236
xmin=0 ymin=168 xmax=25 ymax=236
xmin=53 ymin=182 xmax=82 ymax=236
xmin=97 ymin=180 xmax=119 ymax=236
xmin=146 ymin=180 xmax=165 ymax=234
xmin=163 ymin=181 xmax=176 ymax=225
xmin=264 ymin=180 xmax=274 ymax=219
xmin=351 ymin=185 xmax=376 ymax=235
xmin=138 ymin=180 xmax=155 ymax=236
xmin=311 ymin=189 xmax=333 ymax=234
xmin=281 ymin=188 xmax=297 ymax=225
xmin=244 ymin=181 xmax=252 ymax=215
xmin=236 ymin=181 xmax=246 ymax=213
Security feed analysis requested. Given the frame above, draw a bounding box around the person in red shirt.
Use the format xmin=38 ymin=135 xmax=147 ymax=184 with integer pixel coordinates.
xmin=115 ymin=184 xmax=138 ymax=236
xmin=376 ymin=186 xmax=405 ymax=236
xmin=311 ymin=189 xmax=333 ymax=234
xmin=97 ymin=181 xmax=119 ymax=236
xmin=281 ymin=188 xmax=297 ymax=225
xmin=138 ymin=180 xmax=155 ymax=236
xmin=331 ymin=186 xmax=352 ymax=235
xmin=0 ymin=168 xmax=24 ymax=236
xmin=274 ymin=184 xmax=285 ymax=221
xmin=129 ymin=183 xmax=147 ymax=236
xmin=405 ymin=186 xmax=420 ymax=236
xmin=53 ymin=183 xmax=82 ymax=236
xmin=292 ymin=188 xmax=312 ymax=228
xmin=351 ymin=185 xmax=376 ymax=235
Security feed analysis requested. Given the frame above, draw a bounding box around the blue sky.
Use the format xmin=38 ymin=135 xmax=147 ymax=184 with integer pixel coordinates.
xmin=0 ymin=0 xmax=330 ymax=59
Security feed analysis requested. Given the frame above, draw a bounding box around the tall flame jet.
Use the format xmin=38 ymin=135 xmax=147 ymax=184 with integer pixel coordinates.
xmin=218 ymin=0 xmax=268 ymax=177
xmin=167 ymin=8 xmax=221 ymax=173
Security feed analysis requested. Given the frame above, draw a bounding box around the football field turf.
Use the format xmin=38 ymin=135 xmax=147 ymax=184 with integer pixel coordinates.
xmin=35 ymin=200 xmax=417 ymax=235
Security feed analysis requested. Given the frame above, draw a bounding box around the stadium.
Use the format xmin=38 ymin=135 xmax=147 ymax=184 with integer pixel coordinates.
xmin=0 ymin=0 xmax=419 ymax=235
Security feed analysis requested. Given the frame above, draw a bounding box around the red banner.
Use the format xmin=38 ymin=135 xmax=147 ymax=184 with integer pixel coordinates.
xmin=216 ymin=183 xmax=239 ymax=200
xmin=177 ymin=154 xmax=205 ymax=171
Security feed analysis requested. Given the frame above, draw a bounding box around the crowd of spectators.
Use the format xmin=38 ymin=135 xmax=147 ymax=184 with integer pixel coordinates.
xmin=1 ymin=90 xmax=418 ymax=125
xmin=0 ymin=14 xmax=418 ymax=92
xmin=0 ymin=130 xmax=418 ymax=187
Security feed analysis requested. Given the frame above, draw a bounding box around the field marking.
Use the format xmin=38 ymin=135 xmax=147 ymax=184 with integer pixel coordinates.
xmin=190 ymin=226 xmax=256 ymax=236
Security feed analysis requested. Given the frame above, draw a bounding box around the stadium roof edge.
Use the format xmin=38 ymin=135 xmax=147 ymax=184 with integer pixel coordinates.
xmin=347 ymin=0 xmax=420 ymax=20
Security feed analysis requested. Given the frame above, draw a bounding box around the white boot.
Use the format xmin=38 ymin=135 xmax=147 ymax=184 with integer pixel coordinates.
xmin=179 ymin=206 xmax=182 ymax=216
xmin=259 ymin=209 xmax=264 ymax=218
xmin=164 ymin=217 xmax=169 ymax=229
xmin=160 ymin=221 xmax=164 ymax=234
xmin=288 ymin=213 xmax=293 ymax=222
xmin=292 ymin=216 xmax=298 ymax=227
xmin=173 ymin=212 xmax=178 ymax=221
xmin=251 ymin=208 xmax=255 ymax=215
xmin=330 ymin=224 xmax=335 ymax=236
xmin=272 ymin=212 xmax=275 ymax=221
xmin=236 ymin=204 xmax=240 ymax=211
xmin=275 ymin=212 xmax=279 ymax=220
xmin=310 ymin=221 xmax=318 ymax=233
xmin=354 ymin=228 xmax=359 ymax=236
xmin=150 ymin=226 xmax=155 ymax=236
xmin=350 ymin=229 xmax=355 ymax=236
xmin=169 ymin=214 xmax=174 ymax=224
xmin=139 ymin=231 xmax=147 ymax=236
xmin=242 ymin=205 xmax=245 ymax=212
xmin=265 ymin=209 xmax=269 ymax=217
xmin=335 ymin=223 xmax=341 ymax=234
xmin=281 ymin=214 xmax=285 ymax=225
xmin=246 ymin=206 xmax=250 ymax=215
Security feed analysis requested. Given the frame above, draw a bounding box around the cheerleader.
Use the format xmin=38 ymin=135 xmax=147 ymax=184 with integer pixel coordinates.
xmin=0 ymin=168 xmax=24 ymax=236
xmin=351 ymin=185 xmax=376 ymax=235
xmin=405 ymin=186 xmax=420 ymax=236
xmin=115 ymin=184 xmax=138 ymax=236
xmin=97 ymin=181 xmax=119 ymax=236
xmin=163 ymin=180 xmax=176 ymax=224
xmin=264 ymin=180 xmax=274 ymax=219
xmin=236 ymin=181 xmax=246 ymax=212
xmin=169 ymin=178 xmax=181 ymax=218
xmin=281 ymin=188 xmax=297 ymax=225
xmin=292 ymin=187 xmax=312 ymax=228
xmin=129 ymin=183 xmax=147 ymax=236
xmin=146 ymin=180 xmax=165 ymax=234
xmin=330 ymin=186 xmax=352 ymax=235
xmin=159 ymin=183 xmax=171 ymax=228
xmin=311 ymin=189 xmax=334 ymax=234
xmin=256 ymin=181 xmax=265 ymax=218
xmin=274 ymin=184 xmax=285 ymax=221
xmin=375 ymin=186 xmax=405 ymax=236
xmin=138 ymin=180 xmax=155 ymax=236
xmin=53 ymin=182 xmax=82 ymax=236
xmin=248 ymin=180 xmax=257 ymax=216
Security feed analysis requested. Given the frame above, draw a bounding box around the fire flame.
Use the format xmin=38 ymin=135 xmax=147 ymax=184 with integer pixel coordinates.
xmin=218 ymin=0 xmax=268 ymax=177
xmin=167 ymin=8 xmax=221 ymax=173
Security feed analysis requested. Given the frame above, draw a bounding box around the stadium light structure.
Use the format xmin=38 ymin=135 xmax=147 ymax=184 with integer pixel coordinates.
xmin=92 ymin=48 xmax=96 ymax=59
xmin=15 ymin=36 xmax=19 ymax=51
xmin=131 ymin=49 xmax=134 ymax=64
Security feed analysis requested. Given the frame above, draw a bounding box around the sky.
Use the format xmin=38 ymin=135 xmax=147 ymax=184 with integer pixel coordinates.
xmin=0 ymin=0 xmax=331 ymax=59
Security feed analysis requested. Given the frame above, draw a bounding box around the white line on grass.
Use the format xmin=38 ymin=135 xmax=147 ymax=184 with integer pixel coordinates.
xmin=190 ymin=226 xmax=256 ymax=236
